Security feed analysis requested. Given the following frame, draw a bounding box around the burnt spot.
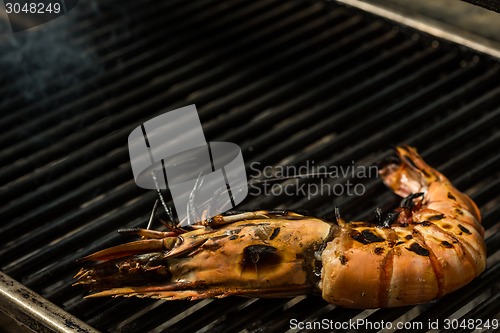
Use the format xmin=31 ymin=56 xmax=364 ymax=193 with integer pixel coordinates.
xmin=244 ymin=245 xmax=278 ymax=263
xmin=313 ymin=259 xmax=323 ymax=277
xmin=351 ymin=230 xmax=385 ymax=244
xmin=339 ymin=255 xmax=348 ymax=265
xmin=385 ymin=211 xmax=401 ymax=227
xmin=374 ymin=247 xmax=384 ymax=255
xmin=428 ymin=214 xmax=445 ymax=221
xmin=420 ymin=220 xmax=431 ymax=226
xmin=440 ymin=223 xmax=452 ymax=229
xmin=441 ymin=241 xmax=453 ymax=248
xmin=447 ymin=192 xmax=456 ymax=201
xmin=242 ymin=245 xmax=281 ymax=275
xmin=422 ymin=169 xmax=432 ymax=178
xmin=407 ymin=243 xmax=430 ymax=256
xmin=405 ymin=235 xmax=413 ymax=240
xmin=376 ymin=210 xmax=401 ymax=228
xmin=403 ymin=155 xmax=418 ymax=169
xmin=229 ymin=235 xmax=238 ymax=240
xmin=454 ymin=208 xmax=464 ymax=216
xmin=269 ymin=227 xmax=280 ymax=240
xmin=458 ymin=224 xmax=471 ymax=234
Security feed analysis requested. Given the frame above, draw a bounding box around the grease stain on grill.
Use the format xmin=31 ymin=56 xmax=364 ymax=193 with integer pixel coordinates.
xmin=351 ymin=230 xmax=385 ymax=244
xmin=407 ymin=243 xmax=430 ymax=256
xmin=458 ymin=224 xmax=471 ymax=234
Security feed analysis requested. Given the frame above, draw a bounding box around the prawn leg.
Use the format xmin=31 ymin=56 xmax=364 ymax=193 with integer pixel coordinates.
xmin=118 ymin=228 xmax=180 ymax=239
xmin=86 ymin=284 xmax=312 ymax=300
xmin=76 ymin=238 xmax=177 ymax=263
xmin=204 ymin=210 xmax=306 ymax=227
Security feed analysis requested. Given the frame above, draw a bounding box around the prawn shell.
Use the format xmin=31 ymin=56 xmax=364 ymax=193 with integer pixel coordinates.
xmin=76 ymin=145 xmax=487 ymax=309
xmin=414 ymin=211 xmax=486 ymax=267
xmin=422 ymin=181 xmax=481 ymax=222
xmin=80 ymin=218 xmax=334 ymax=300
xmin=322 ymin=225 xmax=441 ymax=308
xmin=167 ymin=219 xmax=331 ymax=290
xmin=385 ymin=238 xmax=439 ymax=307
xmin=412 ymin=224 xmax=479 ymax=295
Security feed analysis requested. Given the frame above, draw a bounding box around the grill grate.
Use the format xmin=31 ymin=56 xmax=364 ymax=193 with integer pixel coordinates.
xmin=0 ymin=0 xmax=499 ymax=332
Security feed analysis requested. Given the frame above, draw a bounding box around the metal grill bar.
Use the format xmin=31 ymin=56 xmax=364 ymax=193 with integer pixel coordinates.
xmin=0 ymin=271 xmax=99 ymax=333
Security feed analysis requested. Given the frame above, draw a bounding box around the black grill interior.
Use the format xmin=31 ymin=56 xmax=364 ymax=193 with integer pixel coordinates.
xmin=0 ymin=0 xmax=499 ymax=332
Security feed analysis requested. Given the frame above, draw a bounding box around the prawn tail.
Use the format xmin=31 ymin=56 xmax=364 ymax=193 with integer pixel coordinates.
xmin=379 ymin=145 xmax=441 ymax=197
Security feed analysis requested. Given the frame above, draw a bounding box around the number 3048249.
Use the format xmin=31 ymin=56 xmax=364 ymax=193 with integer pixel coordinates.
xmin=443 ymin=319 xmax=499 ymax=330
xmin=5 ymin=2 xmax=61 ymax=14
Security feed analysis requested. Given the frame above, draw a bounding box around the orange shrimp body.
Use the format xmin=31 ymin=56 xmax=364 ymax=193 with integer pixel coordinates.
xmin=322 ymin=146 xmax=485 ymax=307
xmin=75 ymin=146 xmax=486 ymax=308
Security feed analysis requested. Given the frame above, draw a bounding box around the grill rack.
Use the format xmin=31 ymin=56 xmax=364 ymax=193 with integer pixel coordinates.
xmin=0 ymin=0 xmax=499 ymax=332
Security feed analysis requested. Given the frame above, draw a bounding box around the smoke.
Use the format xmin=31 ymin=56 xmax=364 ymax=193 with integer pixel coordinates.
xmin=0 ymin=1 xmax=103 ymax=108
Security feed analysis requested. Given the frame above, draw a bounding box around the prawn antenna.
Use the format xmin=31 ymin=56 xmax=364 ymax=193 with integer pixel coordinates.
xmin=334 ymin=207 xmax=346 ymax=226
xmin=146 ymin=199 xmax=159 ymax=230
xmin=151 ymin=169 xmax=177 ymax=226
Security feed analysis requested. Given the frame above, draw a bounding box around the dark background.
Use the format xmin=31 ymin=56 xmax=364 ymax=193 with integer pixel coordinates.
xmin=0 ymin=0 xmax=498 ymax=332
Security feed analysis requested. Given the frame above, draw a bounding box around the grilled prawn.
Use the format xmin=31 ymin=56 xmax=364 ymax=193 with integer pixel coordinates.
xmin=75 ymin=146 xmax=486 ymax=308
